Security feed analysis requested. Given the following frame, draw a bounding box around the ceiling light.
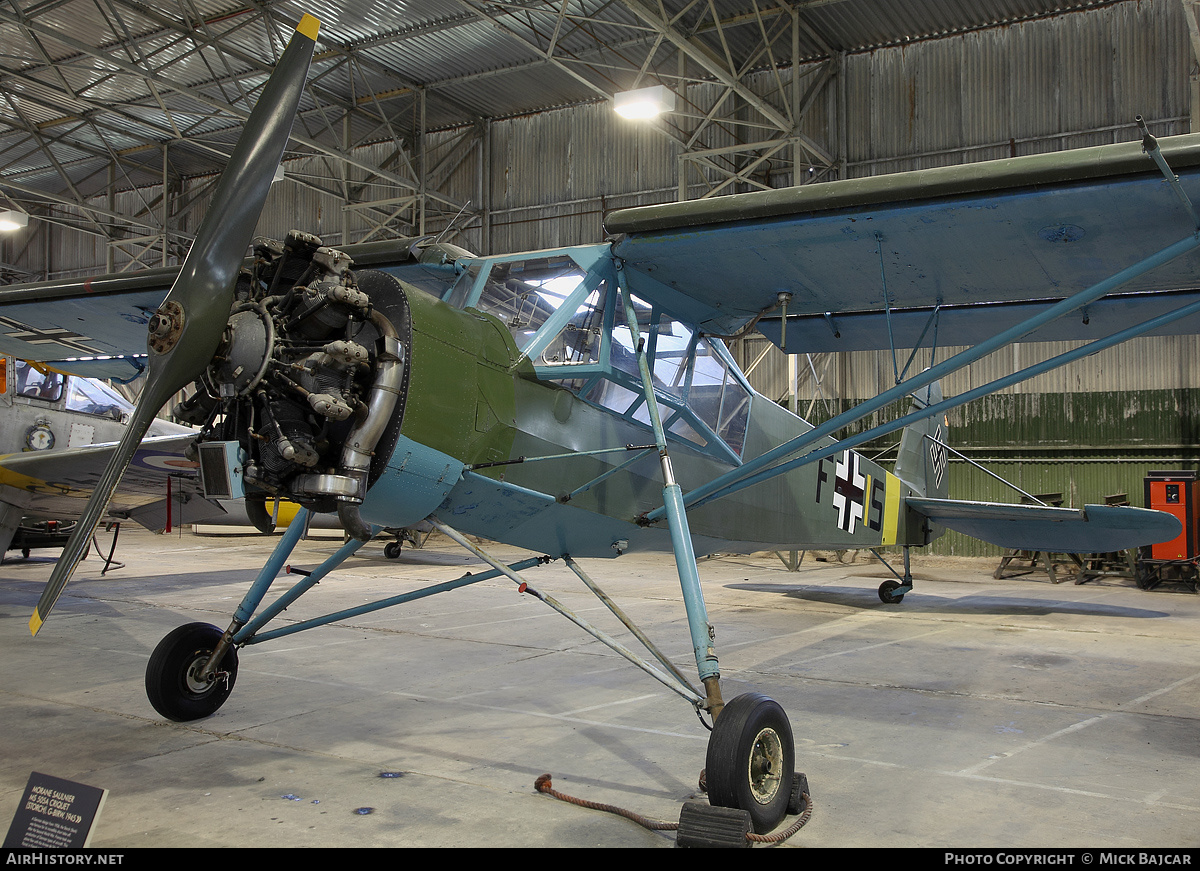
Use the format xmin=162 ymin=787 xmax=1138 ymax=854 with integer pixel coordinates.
xmin=0 ymin=210 xmax=28 ymax=231
xmin=614 ymin=85 xmax=675 ymax=120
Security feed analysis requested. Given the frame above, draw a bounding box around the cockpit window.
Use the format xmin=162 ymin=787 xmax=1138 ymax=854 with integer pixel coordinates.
xmin=15 ymin=362 xmax=63 ymax=402
xmin=467 ymin=252 xmax=751 ymax=461
xmin=65 ymin=376 xmax=134 ymax=420
xmin=472 ymin=255 xmax=598 ymax=353
xmin=602 ymin=304 xmax=750 ymax=456
xmin=13 ymin=360 xmax=135 ymax=419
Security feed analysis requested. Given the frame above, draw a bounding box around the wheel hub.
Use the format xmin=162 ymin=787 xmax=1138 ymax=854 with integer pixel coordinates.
xmin=746 ymin=727 xmax=784 ymax=804
xmin=184 ymin=653 xmax=219 ymax=695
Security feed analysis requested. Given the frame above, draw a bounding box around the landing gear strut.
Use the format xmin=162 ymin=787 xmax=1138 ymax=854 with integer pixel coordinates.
xmin=874 ymin=545 xmax=914 ymax=603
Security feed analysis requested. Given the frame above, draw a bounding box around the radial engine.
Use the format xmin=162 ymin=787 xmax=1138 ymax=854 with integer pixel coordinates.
xmin=176 ymin=230 xmax=408 ymax=538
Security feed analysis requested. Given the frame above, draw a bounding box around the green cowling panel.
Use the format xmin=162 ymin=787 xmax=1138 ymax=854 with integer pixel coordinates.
xmin=399 ymin=287 xmax=523 ymax=467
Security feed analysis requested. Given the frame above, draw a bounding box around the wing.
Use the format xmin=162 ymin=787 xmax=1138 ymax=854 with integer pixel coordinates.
xmin=606 ymin=133 xmax=1200 ymax=349
xmin=0 ymin=271 xmax=175 ymax=380
xmin=0 ymin=433 xmax=225 ymax=529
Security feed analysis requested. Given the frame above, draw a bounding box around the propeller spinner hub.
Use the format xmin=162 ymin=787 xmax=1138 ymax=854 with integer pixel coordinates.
xmin=148 ymin=300 xmax=185 ymax=355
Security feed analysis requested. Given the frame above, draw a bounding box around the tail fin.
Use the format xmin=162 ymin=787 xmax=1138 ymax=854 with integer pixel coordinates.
xmin=894 ymin=380 xmax=949 ymax=500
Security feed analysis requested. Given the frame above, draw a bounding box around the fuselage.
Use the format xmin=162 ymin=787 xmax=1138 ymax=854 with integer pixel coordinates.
xmin=183 ymin=232 xmax=936 ymax=558
xmin=347 ymin=242 xmax=933 ymax=558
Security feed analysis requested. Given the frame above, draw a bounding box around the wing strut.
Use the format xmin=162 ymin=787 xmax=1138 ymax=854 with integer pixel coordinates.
xmin=643 ymin=228 xmax=1200 ymax=523
xmin=682 ymin=281 xmax=1200 ymax=514
xmin=429 ymin=519 xmax=705 ymax=707
xmin=1139 ymin=116 xmax=1200 ymax=231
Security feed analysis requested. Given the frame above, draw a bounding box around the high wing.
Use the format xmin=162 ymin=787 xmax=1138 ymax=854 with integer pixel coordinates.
xmin=602 ymin=135 xmax=1198 ymax=559
xmin=14 ymin=132 xmax=1199 ymax=370
xmin=606 ymin=130 xmax=1200 ymax=350
xmin=0 ymin=271 xmax=172 ymax=381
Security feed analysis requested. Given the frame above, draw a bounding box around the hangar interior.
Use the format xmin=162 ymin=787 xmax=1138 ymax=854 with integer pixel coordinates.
xmin=1 ymin=1 xmax=1197 ymax=558
xmin=0 ymin=2 xmax=1199 ymax=851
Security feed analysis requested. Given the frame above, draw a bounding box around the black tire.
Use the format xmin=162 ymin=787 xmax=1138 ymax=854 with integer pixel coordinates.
xmin=384 ymin=541 xmax=402 ymax=559
xmin=878 ymin=579 xmax=905 ymax=603
xmin=146 ymin=623 xmax=238 ymax=722
xmin=705 ymin=693 xmax=795 ymax=834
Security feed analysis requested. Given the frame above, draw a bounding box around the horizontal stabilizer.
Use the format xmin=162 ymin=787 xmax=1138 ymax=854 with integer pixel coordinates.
xmin=906 ymin=498 xmax=1182 ymax=553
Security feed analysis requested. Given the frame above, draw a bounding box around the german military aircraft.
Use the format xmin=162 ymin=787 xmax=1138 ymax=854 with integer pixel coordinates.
xmin=2 ymin=12 xmax=1192 ymax=836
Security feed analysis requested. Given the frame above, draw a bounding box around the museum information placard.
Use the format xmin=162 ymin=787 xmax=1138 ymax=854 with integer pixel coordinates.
xmin=3 ymin=772 xmax=107 ymax=848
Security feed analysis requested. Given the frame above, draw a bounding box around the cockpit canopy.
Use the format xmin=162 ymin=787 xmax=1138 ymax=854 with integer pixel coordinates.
xmin=444 ymin=247 xmax=751 ymax=462
xmin=13 ymin=360 xmax=134 ymax=420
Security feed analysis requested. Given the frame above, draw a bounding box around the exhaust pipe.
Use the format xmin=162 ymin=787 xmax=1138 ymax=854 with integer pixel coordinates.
xmin=336 ymin=310 xmax=406 ymax=540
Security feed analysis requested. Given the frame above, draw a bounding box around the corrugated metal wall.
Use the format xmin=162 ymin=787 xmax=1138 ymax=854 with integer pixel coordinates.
xmin=759 ymin=334 xmax=1200 ymax=402
xmin=5 ymin=0 xmax=1197 ymax=561
xmin=841 ymin=0 xmax=1191 ymax=175
xmin=486 ymin=100 xmax=679 ymax=253
xmin=19 ymin=0 xmax=1190 ymax=268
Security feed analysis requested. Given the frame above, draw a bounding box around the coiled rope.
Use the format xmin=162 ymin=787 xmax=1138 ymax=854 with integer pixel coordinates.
xmin=533 ymin=773 xmax=813 ymax=845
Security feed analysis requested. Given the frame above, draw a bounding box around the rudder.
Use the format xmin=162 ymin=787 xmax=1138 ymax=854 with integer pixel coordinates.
xmin=894 ymin=380 xmax=949 ymax=500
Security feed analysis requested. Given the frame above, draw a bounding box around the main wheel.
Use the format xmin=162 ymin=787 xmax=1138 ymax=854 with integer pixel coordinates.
xmin=878 ymin=579 xmax=905 ymax=603
xmin=704 ymin=693 xmax=795 ymax=834
xmin=146 ymin=622 xmax=238 ymax=722
xmin=384 ymin=540 xmax=402 ymax=559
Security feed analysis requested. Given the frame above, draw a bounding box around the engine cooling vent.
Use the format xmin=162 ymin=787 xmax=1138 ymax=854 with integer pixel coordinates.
xmin=196 ymin=441 xmax=245 ymax=499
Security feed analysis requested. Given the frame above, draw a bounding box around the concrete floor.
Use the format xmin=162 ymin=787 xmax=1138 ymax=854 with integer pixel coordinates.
xmin=0 ymin=525 xmax=1198 ymax=849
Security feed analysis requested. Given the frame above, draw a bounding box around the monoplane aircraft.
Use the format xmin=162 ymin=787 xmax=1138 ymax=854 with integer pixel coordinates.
xmin=1 ymin=13 xmax=1192 ymax=837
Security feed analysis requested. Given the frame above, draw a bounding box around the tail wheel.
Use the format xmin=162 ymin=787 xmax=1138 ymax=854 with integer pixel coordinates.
xmin=704 ymin=693 xmax=795 ymax=834
xmin=146 ymin=622 xmax=238 ymax=721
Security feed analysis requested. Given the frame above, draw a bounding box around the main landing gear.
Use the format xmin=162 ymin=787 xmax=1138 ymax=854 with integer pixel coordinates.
xmin=145 ymin=622 xmax=239 ymax=722
xmin=674 ymin=693 xmax=810 ymax=846
xmin=140 ymin=516 xmax=810 ymax=844
xmin=703 ymin=693 xmax=795 ymax=832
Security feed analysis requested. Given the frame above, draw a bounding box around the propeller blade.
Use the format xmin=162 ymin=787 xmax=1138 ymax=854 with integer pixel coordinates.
xmin=28 ymin=14 xmax=320 ymax=637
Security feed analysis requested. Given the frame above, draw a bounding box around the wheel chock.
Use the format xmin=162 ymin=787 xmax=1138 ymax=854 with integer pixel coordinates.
xmin=675 ymin=801 xmax=752 ymax=848
xmin=788 ymin=772 xmax=810 ymax=815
